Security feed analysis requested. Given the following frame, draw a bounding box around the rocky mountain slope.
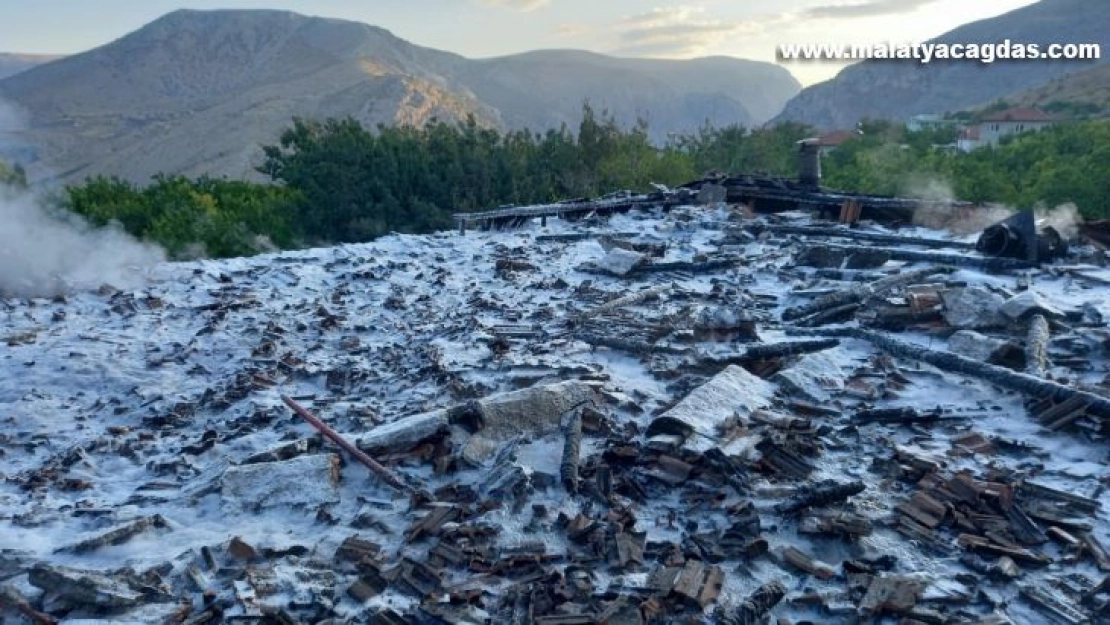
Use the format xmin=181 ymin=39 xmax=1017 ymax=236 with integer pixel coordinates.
xmin=0 ymin=9 xmax=799 ymax=183
xmin=0 ymin=53 xmax=62 ymax=80
xmin=1003 ymin=62 xmax=1110 ymax=116
xmin=774 ymin=0 xmax=1109 ymax=129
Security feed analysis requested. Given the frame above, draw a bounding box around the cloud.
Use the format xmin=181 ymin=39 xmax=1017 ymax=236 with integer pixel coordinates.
xmin=612 ymin=6 xmax=765 ymax=57
xmin=803 ymin=0 xmax=941 ymax=19
xmin=478 ymin=0 xmax=550 ymax=11
xmin=555 ymin=23 xmax=593 ymax=38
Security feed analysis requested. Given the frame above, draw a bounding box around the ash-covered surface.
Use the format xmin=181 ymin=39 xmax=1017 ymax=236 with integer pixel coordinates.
xmin=2 ymin=205 xmax=1110 ymax=624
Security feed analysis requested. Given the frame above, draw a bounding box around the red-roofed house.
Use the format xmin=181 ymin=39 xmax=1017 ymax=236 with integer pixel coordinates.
xmin=960 ymin=107 xmax=1055 ymax=151
xmin=816 ymin=129 xmax=857 ymax=154
xmin=957 ymin=125 xmax=981 ymax=153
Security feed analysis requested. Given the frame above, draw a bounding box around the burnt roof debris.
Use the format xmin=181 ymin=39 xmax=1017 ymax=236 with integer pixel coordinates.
xmin=3 ymin=176 xmax=1110 ymax=625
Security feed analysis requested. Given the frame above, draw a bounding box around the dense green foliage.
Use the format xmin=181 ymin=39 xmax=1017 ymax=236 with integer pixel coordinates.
xmin=66 ymin=175 xmax=301 ymax=258
xmin=257 ymin=105 xmax=698 ymax=242
xmin=42 ymin=107 xmax=1110 ymax=260
xmin=822 ymin=119 xmax=1110 ymax=216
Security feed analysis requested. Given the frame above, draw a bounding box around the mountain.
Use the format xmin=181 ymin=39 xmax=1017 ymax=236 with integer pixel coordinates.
xmin=0 ymin=53 xmax=63 ymax=80
xmin=774 ymin=0 xmax=1109 ymax=129
xmin=1002 ymin=62 xmax=1110 ymax=116
xmin=0 ymin=9 xmax=800 ymax=183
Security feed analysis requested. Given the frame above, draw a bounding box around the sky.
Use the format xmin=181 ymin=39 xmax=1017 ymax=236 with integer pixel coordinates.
xmin=0 ymin=0 xmax=1039 ymax=86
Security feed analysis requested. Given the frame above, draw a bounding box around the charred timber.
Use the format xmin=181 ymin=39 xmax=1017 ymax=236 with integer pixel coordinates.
xmin=576 ymin=333 xmax=690 ymax=356
xmin=282 ymin=395 xmax=414 ymax=494
xmin=1025 ymin=314 xmax=1050 ymax=378
xmin=535 ymin=232 xmax=638 ymax=243
xmin=632 ymin=259 xmax=741 ymax=275
xmin=852 ymin=407 xmax=945 ymax=425
xmin=699 ymin=339 xmax=841 ymax=366
xmin=757 ymin=224 xmax=975 ymax=250
xmin=719 ymin=580 xmax=787 ymax=625
xmin=818 ymin=244 xmax=1037 ymax=271
xmin=782 ymin=266 xmax=954 ymax=322
xmin=560 ymin=411 xmax=583 ymax=494
xmin=578 ymin=284 xmax=672 ymax=320
xmin=454 ymin=193 xmax=683 ymax=232
xmin=794 ymin=302 xmax=861 ymax=327
xmin=796 ymin=328 xmax=1110 ymax=421
xmin=774 ymin=479 xmax=866 ymax=515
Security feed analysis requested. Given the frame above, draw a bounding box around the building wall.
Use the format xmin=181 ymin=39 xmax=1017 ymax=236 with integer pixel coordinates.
xmin=978 ymin=120 xmax=1053 ymax=146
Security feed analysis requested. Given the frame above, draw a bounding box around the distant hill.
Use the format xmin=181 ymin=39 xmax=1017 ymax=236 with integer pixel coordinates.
xmin=774 ymin=0 xmax=1109 ymax=129
xmin=0 ymin=53 xmax=63 ymax=80
xmin=1003 ymin=62 xmax=1110 ymax=117
xmin=0 ymin=9 xmax=800 ymax=183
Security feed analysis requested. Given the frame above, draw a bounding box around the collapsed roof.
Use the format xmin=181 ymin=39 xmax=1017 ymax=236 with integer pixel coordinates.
xmin=1 ymin=196 xmax=1109 ymax=624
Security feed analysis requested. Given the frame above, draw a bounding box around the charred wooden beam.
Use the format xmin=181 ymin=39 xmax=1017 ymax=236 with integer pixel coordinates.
xmin=782 ymin=266 xmax=954 ymax=322
xmin=699 ymin=339 xmax=841 ymax=367
xmin=282 ymin=395 xmax=414 ymax=494
xmin=632 ymin=258 xmax=741 ymax=275
xmin=57 ymin=515 xmax=167 ymax=554
xmin=1019 ymin=584 xmax=1091 ymax=624
xmin=0 ymin=585 xmax=56 ymax=625
xmin=819 ymin=244 xmax=1037 ymax=271
xmin=535 ymin=232 xmax=639 ymax=243
xmin=799 ymin=511 xmax=874 ymax=537
xmin=719 ymin=580 xmax=786 ymax=625
xmin=1025 ymin=314 xmax=1050 ymax=378
xmin=794 ymin=302 xmax=861 ymax=327
xmin=774 ymin=479 xmax=866 ymax=515
xmin=852 ymin=407 xmax=945 ymax=426
xmin=759 ymin=224 xmax=975 ymax=250
xmin=794 ymin=328 xmax=1110 ymax=421
xmin=576 ymin=333 xmax=690 ymax=356
xmin=560 ymin=411 xmax=583 ymax=494
xmin=578 ymin=284 xmax=672 ymax=320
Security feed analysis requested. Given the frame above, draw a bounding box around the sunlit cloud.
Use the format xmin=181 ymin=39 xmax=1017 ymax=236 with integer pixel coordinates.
xmin=611 ymin=6 xmax=768 ymax=57
xmin=477 ymin=0 xmax=550 ymax=11
xmin=803 ymin=0 xmax=942 ymax=19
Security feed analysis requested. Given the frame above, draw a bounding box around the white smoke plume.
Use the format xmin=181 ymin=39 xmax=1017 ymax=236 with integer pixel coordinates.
xmin=906 ymin=176 xmax=1084 ymax=238
xmin=0 ymin=99 xmax=165 ymax=299
xmin=1035 ymin=202 xmax=1082 ymax=240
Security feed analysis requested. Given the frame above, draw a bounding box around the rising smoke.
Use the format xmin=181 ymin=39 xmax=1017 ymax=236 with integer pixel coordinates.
xmin=906 ymin=175 xmax=1084 ymax=238
xmin=0 ymin=99 xmax=165 ymax=299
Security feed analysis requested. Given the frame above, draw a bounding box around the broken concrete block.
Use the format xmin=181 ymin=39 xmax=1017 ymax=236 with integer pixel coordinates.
xmin=858 ymin=575 xmax=926 ymax=616
xmin=28 ymin=563 xmax=145 ymax=609
xmin=653 ymin=365 xmax=772 ymax=452
xmin=478 ymin=380 xmax=595 ymax=440
xmin=359 ymin=380 xmax=594 ymax=461
xmin=358 ymin=410 xmax=451 ymax=456
xmin=942 ymin=287 xmax=1006 ymax=329
xmin=693 ymin=306 xmax=759 ymax=341
xmin=999 ymin=290 xmax=1064 ymax=321
xmin=221 ymin=453 xmax=340 ymax=510
xmin=773 ymin=351 xmax=847 ymax=403
xmin=947 ymin=330 xmax=1024 ymax=367
xmin=595 ymin=248 xmax=647 ymax=276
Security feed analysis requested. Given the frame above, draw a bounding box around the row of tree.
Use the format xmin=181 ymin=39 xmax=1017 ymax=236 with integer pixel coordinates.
xmin=822 ymin=118 xmax=1110 ymax=214
xmin=2 ymin=105 xmax=1107 ymax=260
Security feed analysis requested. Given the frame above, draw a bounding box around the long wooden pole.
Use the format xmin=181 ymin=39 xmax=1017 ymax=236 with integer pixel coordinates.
xmin=281 ymin=395 xmax=412 ymax=494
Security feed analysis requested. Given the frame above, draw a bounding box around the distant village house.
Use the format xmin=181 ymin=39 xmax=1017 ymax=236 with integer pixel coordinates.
xmin=956 ymin=107 xmax=1054 ymax=152
xmin=815 ymin=129 xmax=857 ymax=154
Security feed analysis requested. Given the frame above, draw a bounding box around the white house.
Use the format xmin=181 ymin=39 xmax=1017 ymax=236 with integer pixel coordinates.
xmin=958 ymin=107 xmax=1054 ymax=152
xmin=907 ymin=114 xmax=957 ymax=132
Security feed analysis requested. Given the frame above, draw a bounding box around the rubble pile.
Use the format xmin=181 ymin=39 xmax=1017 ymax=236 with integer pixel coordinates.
xmin=1 ymin=205 xmax=1109 ymax=624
